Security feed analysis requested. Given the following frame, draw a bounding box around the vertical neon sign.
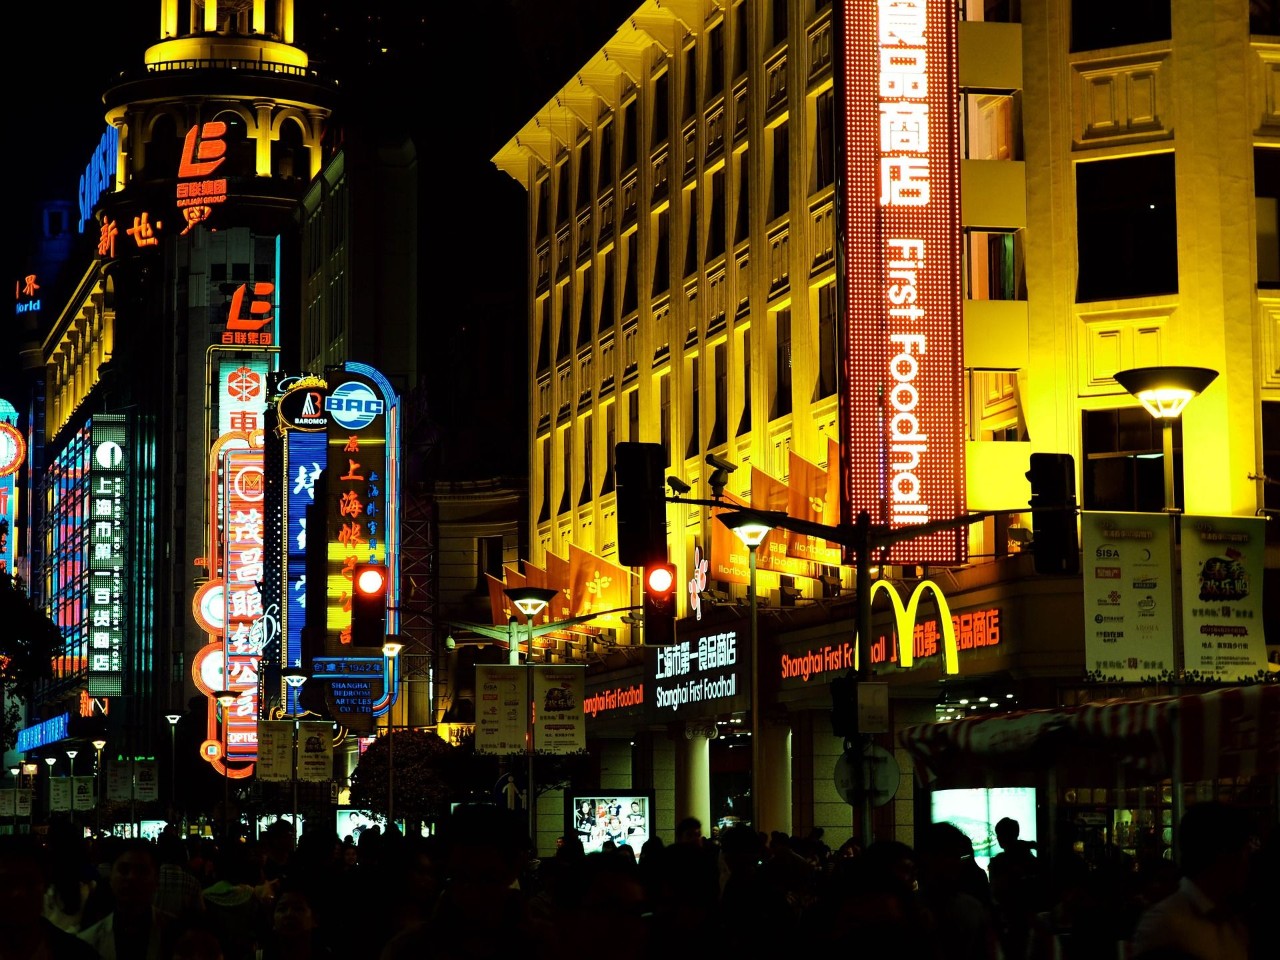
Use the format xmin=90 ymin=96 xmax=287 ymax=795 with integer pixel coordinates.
xmin=223 ymin=447 xmax=265 ymax=758
xmin=840 ymin=0 xmax=966 ymax=563
xmin=88 ymin=415 xmax=127 ymax=696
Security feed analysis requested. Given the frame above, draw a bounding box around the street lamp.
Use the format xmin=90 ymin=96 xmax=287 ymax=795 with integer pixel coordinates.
xmin=283 ymin=670 xmax=308 ymax=837
xmin=165 ymin=714 xmax=181 ymax=819
xmin=91 ymin=739 xmax=106 ymax=834
xmin=1114 ymin=365 xmax=1217 ymax=854
xmin=43 ymin=757 xmax=56 ymax=819
xmin=503 ymin=586 xmax=557 ymax=848
xmin=720 ymin=513 xmax=774 ymax=833
xmin=213 ymin=690 xmax=237 ymax=841
xmin=65 ymin=750 xmax=79 ymax=828
xmin=381 ymin=642 xmax=402 ymax=828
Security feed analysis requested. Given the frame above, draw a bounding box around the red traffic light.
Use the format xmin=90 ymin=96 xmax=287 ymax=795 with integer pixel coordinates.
xmin=354 ymin=563 xmax=388 ymax=596
xmin=645 ymin=563 xmax=676 ymax=596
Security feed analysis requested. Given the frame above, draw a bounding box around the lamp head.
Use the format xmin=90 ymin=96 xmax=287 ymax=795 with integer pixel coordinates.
xmin=283 ymin=670 xmax=308 ymax=688
xmin=43 ymin=757 xmax=56 ymax=768
xmin=1114 ymin=366 xmax=1218 ymax=419
xmin=165 ymin=713 xmax=181 ymax=726
xmin=91 ymin=739 xmax=107 ymax=752
xmin=214 ymin=689 xmax=237 ymax=707
xmin=65 ymin=749 xmax=78 ymax=760
xmin=381 ymin=640 xmax=404 ymax=659
xmin=719 ymin=510 xmax=777 ymax=548
xmin=504 ymin=586 xmax=557 ymax=618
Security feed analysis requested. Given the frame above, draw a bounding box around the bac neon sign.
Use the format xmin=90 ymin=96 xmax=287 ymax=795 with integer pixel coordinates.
xmin=840 ymin=0 xmax=966 ymax=563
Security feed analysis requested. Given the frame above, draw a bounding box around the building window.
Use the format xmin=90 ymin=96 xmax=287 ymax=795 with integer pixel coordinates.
xmin=559 ymin=426 xmax=573 ymax=515
xmin=966 ymin=230 xmax=1026 ymax=300
xmin=578 ymin=267 xmax=593 ymax=347
xmin=710 ymin=341 xmax=728 ymax=447
xmin=580 ymin=413 xmax=594 ymax=506
xmin=627 ymin=388 xmax=640 ymax=442
xmin=577 ymin=141 xmax=592 ymax=211
xmin=537 ymin=177 xmax=551 ymax=241
xmin=1256 ymin=148 xmax=1280 ymax=287
xmin=653 ymin=70 xmax=670 ymax=146
xmin=733 ymin=1 xmax=748 ymax=79
xmin=653 ymin=210 xmax=670 ymax=297
xmin=770 ymin=307 xmax=792 ymax=419
xmin=1071 ymin=0 xmax=1170 ymax=53
xmin=737 ymin=326 xmax=752 ymax=435
xmin=556 ymin=160 xmax=569 ymax=226
xmin=1264 ymin=402 xmax=1280 ymax=545
xmin=600 ymin=254 xmax=616 ymax=332
xmin=539 ymin=437 xmax=552 ymax=523
xmin=709 ymin=168 xmax=726 ymax=259
xmin=1076 ymin=154 xmax=1177 ymax=303
xmin=816 ymin=284 xmax=837 ymax=399
xmin=598 ymin=120 xmax=614 ymax=191
xmin=684 ymin=184 xmax=700 ymax=277
xmin=963 ymin=93 xmax=1021 ymax=161
xmin=622 ymin=99 xmax=638 ymax=171
xmin=602 ymin=402 xmax=617 ymax=495
xmin=477 ymin=535 xmax=504 ymax=591
xmin=770 ymin=0 xmax=788 ymax=48
xmin=536 ymin=297 xmax=551 ymax=373
xmin=769 ymin=121 xmax=790 ymax=221
xmin=814 ymin=89 xmax=835 ymax=190
xmin=622 ymin=233 xmax=639 ymax=316
xmin=660 ymin=373 xmax=672 ymax=467
xmin=683 ymin=45 xmax=698 ymax=120
xmin=709 ymin=21 xmax=725 ymax=97
xmin=1081 ymin=407 xmax=1176 ymax=512
xmin=734 ymin=147 xmax=751 ymax=244
xmin=686 ymin=356 xmax=701 ymax=459
xmin=556 ymin=283 xmax=572 ymax=362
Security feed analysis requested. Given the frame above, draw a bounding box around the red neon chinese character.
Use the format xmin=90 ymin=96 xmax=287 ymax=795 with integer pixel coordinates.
xmin=178 ymin=121 xmax=228 ymax=179
xmin=338 ymin=523 xmax=365 ymax=548
xmin=126 ymin=212 xmax=163 ymax=247
xmin=21 ymin=274 xmax=38 ymax=297
xmin=344 ymin=436 xmax=360 ymax=453
xmin=226 ymin=282 xmax=275 ymax=331
xmin=228 ymin=411 xmax=261 ymax=433
xmin=339 ymin=490 xmax=363 ymax=518
xmin=180 ymin=205 xmax=212 ymax=235
xmin=340 ymin=460 xmax=365 ymax=482
xmin=98 ymin=219 xmax=119 ymax=258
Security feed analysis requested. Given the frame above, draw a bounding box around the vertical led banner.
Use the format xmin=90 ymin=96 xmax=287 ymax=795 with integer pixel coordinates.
xmin=223 ymin=447 xmax=265 ymax=759
xmin=324 ymin=367 xmax=389 ymax=650
xmin=0 ymin=402 xmax=25 ymax=577
xmin=279 ymin=376 xmax=327 ymax=714
xmin=88 ymin=415 xmax=127 ymax=696
xmin=839 ymin=0 xmax=966 ymax=562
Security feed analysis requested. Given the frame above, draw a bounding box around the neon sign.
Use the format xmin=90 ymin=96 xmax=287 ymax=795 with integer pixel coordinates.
xmin=223 ymin=447 xmax=266 ymax=759
xmin=176 ymin=121 xmax=229 ymax=234
xmin=840 ymin=0 xmax=965 ymax=563
xmin=88 ymin=416 xmax=127 ymax=696
xmin=78 ymin=125 xmax=119 ymax=234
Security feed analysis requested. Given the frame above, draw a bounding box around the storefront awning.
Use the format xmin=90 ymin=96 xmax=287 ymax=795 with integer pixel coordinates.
xmin=899 ymin=684 xmax=1280 ymax=786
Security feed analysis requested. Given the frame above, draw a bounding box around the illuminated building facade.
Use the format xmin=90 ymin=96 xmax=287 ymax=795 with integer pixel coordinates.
xmin=495 ymin=0 xmax=1279 ymax=855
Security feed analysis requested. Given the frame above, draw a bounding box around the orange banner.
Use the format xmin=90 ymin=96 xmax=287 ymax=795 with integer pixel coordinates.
xmin=486 ymin=573 xmax=511 ymax=626
xmin=545 ymin=552 xmax=574 ymax=621
xmin=709 ymin=489 xmax=751 ymax=585
xmin=787 ymin=451 xmax=842 ymax=564
xmin=568 ymin=544 xmax=636 ymax=619
xmin=522 ymin=562 xmax=562 ymax=625
xmin=751 ymin=467 xmax=817 ymax=579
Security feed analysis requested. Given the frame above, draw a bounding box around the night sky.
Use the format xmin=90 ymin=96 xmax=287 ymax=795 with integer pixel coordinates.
xmin=1 ymin=0 xmax=636 ymax=412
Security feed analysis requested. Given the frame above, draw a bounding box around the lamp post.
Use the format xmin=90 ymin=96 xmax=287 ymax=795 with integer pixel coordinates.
xmin=65 ymin=750 xmax=78 ymax=828
xmin=503 ymin=586 xmax=557 ymax=849
xmin=380 ymin=642 xmax=403 ymax=829
xmin=283 ymin=670 xmax=308 ymax=838
xmin=21 ymin=762 xmax=38 ymax=832
xmin=6 ymin=766 xmax=17 ymax=831
xmin=213 ymin=690 xmax=237 ymax=841
xmin=91 ymin=740 xmax=106 ymax=834
xmin=721 ymin=514 xmax=774 ymax=832
xmin=165 ymin=713 xmax=181 ymax=820
xmin=1114 ymin=365 xmax=1218 ymax=852
xmin=43 ymin=757 xmax=56 ymax=818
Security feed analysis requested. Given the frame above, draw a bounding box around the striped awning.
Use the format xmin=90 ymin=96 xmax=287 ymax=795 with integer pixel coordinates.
xmin=899 ymin=684 xmax=1280 ymax=785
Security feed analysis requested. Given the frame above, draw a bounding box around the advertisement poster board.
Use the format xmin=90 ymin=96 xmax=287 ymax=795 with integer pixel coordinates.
xmin=533 ymin=666 xmax=585 ymax=755
xmin=297 ymin=721 xmax=334 ymax=782
xmin=567 ymin=791 xmax=654 ymax=857
xmin=73 ymin=777 xmax=96 ymax=811
xmin=475 ymin=665 xmax=527 ymax=755
xmin=256 ymin=721 xmax=294 ymax=782
xmin=1080 ymin=512 xmax=1176 ymax=682
xmin=1180 ymin=516 xmax=1268 ymax=682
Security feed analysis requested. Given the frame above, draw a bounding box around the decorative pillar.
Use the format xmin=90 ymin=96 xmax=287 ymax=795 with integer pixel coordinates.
xmin=674 ymin=721 xmax=716 ymax=831
xmin=758 ymin=717 xmax=792 ymax=836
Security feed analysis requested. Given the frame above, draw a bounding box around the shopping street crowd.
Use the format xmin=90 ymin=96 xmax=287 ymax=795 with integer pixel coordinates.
xmin=1 ymin=800 xmax=1276 ymax=960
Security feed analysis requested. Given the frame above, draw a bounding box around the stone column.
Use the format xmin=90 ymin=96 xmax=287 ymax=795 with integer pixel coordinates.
xmin=758 ymin=717 xmax=792 ymax=835
xmin=673 ymin=721 xmax=716 ymax=830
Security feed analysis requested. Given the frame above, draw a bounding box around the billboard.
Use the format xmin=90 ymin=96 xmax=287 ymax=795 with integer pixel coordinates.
xmin=1180 ymin=516 xmax=1268 ymax=683
xmin=223 ymin=447 xmax=266 ymax=759
xmin=839 ymin=0 xmax=966 ymax=563
xmin=88 ymin=415 xmax=128 ymax=696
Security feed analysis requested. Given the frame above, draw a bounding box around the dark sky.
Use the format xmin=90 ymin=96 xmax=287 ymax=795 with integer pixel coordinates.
xmin=1 ymin=0 xmax=636 ymax=404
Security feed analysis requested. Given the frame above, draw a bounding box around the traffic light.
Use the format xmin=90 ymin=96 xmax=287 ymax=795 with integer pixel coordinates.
xmin=1026 ymin=453 xmax=1080 ymax=575
xmin=642 ymin=560 xmax=678 ymax=646
xmin=615 ymin=442 xmax=668 ymax=568
xmin=350 ymin=561 xmax=389 ymax=646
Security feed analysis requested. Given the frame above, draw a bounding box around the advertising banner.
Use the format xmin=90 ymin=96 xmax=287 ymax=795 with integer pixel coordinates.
xmin=1180 ymin=516 xmax=1268 ymax=682
xmin=73 ymin=777 xmax=96 ymax=812
xmin=88 ymin=415 xmax=128 ymax=696
xmin=533 ymin=666 xmax=586 ymax=755
xmin=223 ymin=447 xmax=266 ymax=758
xmin=256 ymin=721 xmax=294 ymax=782
xmin=297 ymin=721 xmax=334 ymax=782
xmin=475 ymin=665 xmax=528 ymax=755
xmin=107 ymin=763 xmax=133 ymax=802
xmin=1080 ymin=512 xmax=1176 ymax=683
xmin=51 ymin=778 xmax=72 ymax=812
xmin=134 ymin=760 xmax=159 ymax=802
xmin=15 ymin=789 xmax=32 ymax=818
xmin=0 ymin=788 xmax=13 ymax=817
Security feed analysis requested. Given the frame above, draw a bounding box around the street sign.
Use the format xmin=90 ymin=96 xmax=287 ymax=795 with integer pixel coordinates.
xmin=834 ymin=744 xmax=900 ymax=808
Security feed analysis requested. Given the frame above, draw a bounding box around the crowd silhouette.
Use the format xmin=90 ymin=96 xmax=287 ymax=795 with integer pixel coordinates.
xmin=0 ymin=800 xmax=1274 ymax=959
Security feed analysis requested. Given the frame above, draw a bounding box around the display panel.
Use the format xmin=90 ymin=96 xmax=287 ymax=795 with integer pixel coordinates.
xmin=566 ymin=790 xmax=654 ymax=856
xmin=930 ymin=786 xmax=1037 ymax=873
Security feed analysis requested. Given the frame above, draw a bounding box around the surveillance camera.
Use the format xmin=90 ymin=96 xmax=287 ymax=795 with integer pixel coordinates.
xmin=667 ymin=475 xmax=692 ymax=495
xmin=705 ymin=453 xmax=737 ymax=473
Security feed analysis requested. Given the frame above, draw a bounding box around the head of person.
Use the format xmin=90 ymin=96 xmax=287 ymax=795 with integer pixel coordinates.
xmin=438 ymin=803 xmax=530 ymax=912
xmin=1178 ymin=801 xmax=1255 ymax=901
xmin=579 ymin=800 xmax=592 ymax=815
xmin=994 ymin=817 xmax=1020 ymax=849
xmin=674 ymin=816 xmax=703 ymax=846
xmin=630 ymin=801 xmax=641 ymax=813
xmin=270 ymin=881 xmax=319 ymax=941
xmin=109 ymin=838 xmax=160 ymax=916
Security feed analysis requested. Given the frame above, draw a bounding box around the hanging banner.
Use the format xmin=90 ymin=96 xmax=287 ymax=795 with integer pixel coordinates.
xmin=15 ymin=789 xmax=32 ymax=818
xmin=475 ymin=665 xmax=528 ymax=755
xmin=1180 ymin=516 xmax=1268 ymax=683
xmin=107 ymin=763 xmax=133 ymax=802
xmin=50 ymin=778 xmax=72 ymax=812
xmin=1080 ymin=512 xmax=1176 ymax=683
xmin=0 ymin=788 xmax=13 ymax=817
xmin=297 ymin=720 xmax=334 ymax=782
xmin=256 ymin=721 xmax=294 ymax=782
xmin=134 ymin=761 xmax=159 ymax=802
xmin=73 ymin=777 xmax=96 ymax=812
xmin=534 ymin=666 xmax=586 ymax=755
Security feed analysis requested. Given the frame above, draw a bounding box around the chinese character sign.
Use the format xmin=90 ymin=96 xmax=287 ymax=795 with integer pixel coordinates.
xmin=646 ymin=630 xmax=746 ymax=720
xmin=223 ymin=447 xmax=266 ymax=759
xmin=1181 ymin=516 xmax=1268 ymax=683
xmin=285 ymin=429 xmax=325 ymax=713
xmin=88 ymin=416 xmax=128 ymax=697
xmin=534 ymin=667 xmax=586 ymax=755
xmin=324 ymin=370 xmax=389 ymax=651
xmin=218 ymin=360 xmax=269 ymax=439
xmin=840 ymin=0 xmax=966 ymax=563
xmin=475 ymin=665 xmax=528 ymax=755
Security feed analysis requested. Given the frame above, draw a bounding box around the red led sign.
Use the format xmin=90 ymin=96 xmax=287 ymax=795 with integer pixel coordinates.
xmin=840 ymin=0 xmax=966 ymax=563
